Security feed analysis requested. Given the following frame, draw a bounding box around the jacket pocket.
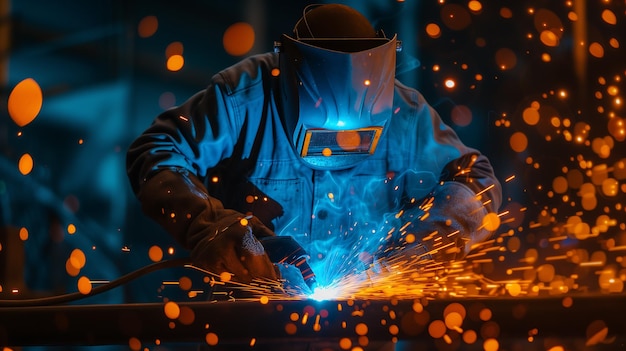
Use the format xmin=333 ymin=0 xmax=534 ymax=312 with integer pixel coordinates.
xmin=248 ymin=177 xmax=308 ymax=242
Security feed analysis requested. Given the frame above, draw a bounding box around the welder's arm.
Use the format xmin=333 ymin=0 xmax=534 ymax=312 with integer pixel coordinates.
xmin=136 ymin=169 xmax=279 ymax=283
xmin=396 ymin=94 xmax=502 ymax=262
xmin=390 ymin=153 xmax=502 ymax=262
xmin=126 ymin=83 xmax=278 ymax=283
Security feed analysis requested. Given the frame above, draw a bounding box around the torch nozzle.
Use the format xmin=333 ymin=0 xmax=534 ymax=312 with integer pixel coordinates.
xmin=260 ymin=236 xmax=317 ymax=290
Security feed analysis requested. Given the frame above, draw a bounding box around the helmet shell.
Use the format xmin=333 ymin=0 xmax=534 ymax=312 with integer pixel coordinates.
xmin=277 ymin=34 xmax=397 ymax=169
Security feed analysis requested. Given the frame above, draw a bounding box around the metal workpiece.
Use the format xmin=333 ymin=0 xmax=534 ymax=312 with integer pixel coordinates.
xmin=2 ymin=295 xmax=626 ymax=350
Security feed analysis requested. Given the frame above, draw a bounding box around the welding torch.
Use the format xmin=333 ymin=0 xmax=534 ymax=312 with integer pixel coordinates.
xmin=260 ymin=236 xmax=318 ymax=290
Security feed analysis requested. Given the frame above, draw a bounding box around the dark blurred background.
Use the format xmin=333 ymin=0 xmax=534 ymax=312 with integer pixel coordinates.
xmin=1 ymin=0 xmax=625 ymax=305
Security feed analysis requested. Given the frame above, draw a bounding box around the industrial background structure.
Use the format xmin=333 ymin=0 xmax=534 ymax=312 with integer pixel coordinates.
xmin=2 ymin=0 xmax=626 ymax=349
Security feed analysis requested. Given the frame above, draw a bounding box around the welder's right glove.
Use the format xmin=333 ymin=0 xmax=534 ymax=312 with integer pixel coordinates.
xmin=190 ymin=211 xmax=279 ymax=283
xmin=135 ymin=169 xmax=279 ymax=283
xmin=376 ymin=181 xmax=492 ymax=264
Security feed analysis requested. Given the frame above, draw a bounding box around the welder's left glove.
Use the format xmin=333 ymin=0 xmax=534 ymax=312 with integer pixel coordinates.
xmin=378 ymin=181 xmax=492 ymax=263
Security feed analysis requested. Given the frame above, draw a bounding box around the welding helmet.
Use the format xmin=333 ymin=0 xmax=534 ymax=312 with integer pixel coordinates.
xmin=275 ymin=4 xmax=400 ymax=169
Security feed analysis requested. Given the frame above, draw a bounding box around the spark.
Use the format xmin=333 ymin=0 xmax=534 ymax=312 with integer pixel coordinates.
xmin=162 ymin=281 xmax=181 ymax=285
xmin=475 ymin=183 xmax=496 ymax=197
xmin=545 ymin=255 xmax=568 ymax=261
xmin=179 ymin=235 xmax=526 ymax=302
xmin=508 ymin=266 xmax=535 ymax=272
xmin=548 ymin=235 xmax=568 ymax=242
xmin=579 ymin=261 xmax=604 ymax=267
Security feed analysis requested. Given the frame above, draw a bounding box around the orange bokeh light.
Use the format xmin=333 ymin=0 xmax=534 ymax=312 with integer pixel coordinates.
xmin=137 ymin=15 xmax=158 ymax=38
xmin=223 ymin=22 xmax=255 ymax=56
xmin=8 ymin=78 xmax=43 ymax=127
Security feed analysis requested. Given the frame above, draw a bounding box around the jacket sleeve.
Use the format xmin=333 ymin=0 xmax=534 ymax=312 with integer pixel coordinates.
xmin=126 ymin=82 xmax=243 ymax=249
xmin=416 ymin=93 xmax=501 ymax=212
xmin=390 ymin=90 xmax=503 ymax=261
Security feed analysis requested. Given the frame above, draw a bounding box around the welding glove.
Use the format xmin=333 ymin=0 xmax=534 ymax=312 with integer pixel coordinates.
xmin=136 ymin=169 xmax=279 ymax=283
xmin=190 ymin=211 xmax=280 ymax=283
xmin=378 ymin=181 xmax=491 ymax=263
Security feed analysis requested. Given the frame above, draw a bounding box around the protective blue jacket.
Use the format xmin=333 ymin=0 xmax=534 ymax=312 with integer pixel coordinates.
xmin=126 ymin=52 xmax=502 ymax=270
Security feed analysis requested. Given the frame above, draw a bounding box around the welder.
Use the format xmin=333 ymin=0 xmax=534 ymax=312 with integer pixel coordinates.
xmin=126 ymin=4 xmax=502 ymax=292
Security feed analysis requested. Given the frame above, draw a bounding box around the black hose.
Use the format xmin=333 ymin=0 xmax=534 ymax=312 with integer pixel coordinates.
xmin=0 ymin=257 xmax=192 ymax=307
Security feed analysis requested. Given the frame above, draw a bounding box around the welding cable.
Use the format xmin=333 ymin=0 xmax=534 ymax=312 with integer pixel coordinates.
xmin=0 ymin=257 xmax=192 ymax=307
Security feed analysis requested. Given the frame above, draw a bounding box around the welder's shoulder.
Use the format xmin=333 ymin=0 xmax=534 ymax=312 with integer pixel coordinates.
xmin=213 ymin=53 xmax=278 ymax=96
xmin=393 ymin=80 xmax=429 ymax=110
